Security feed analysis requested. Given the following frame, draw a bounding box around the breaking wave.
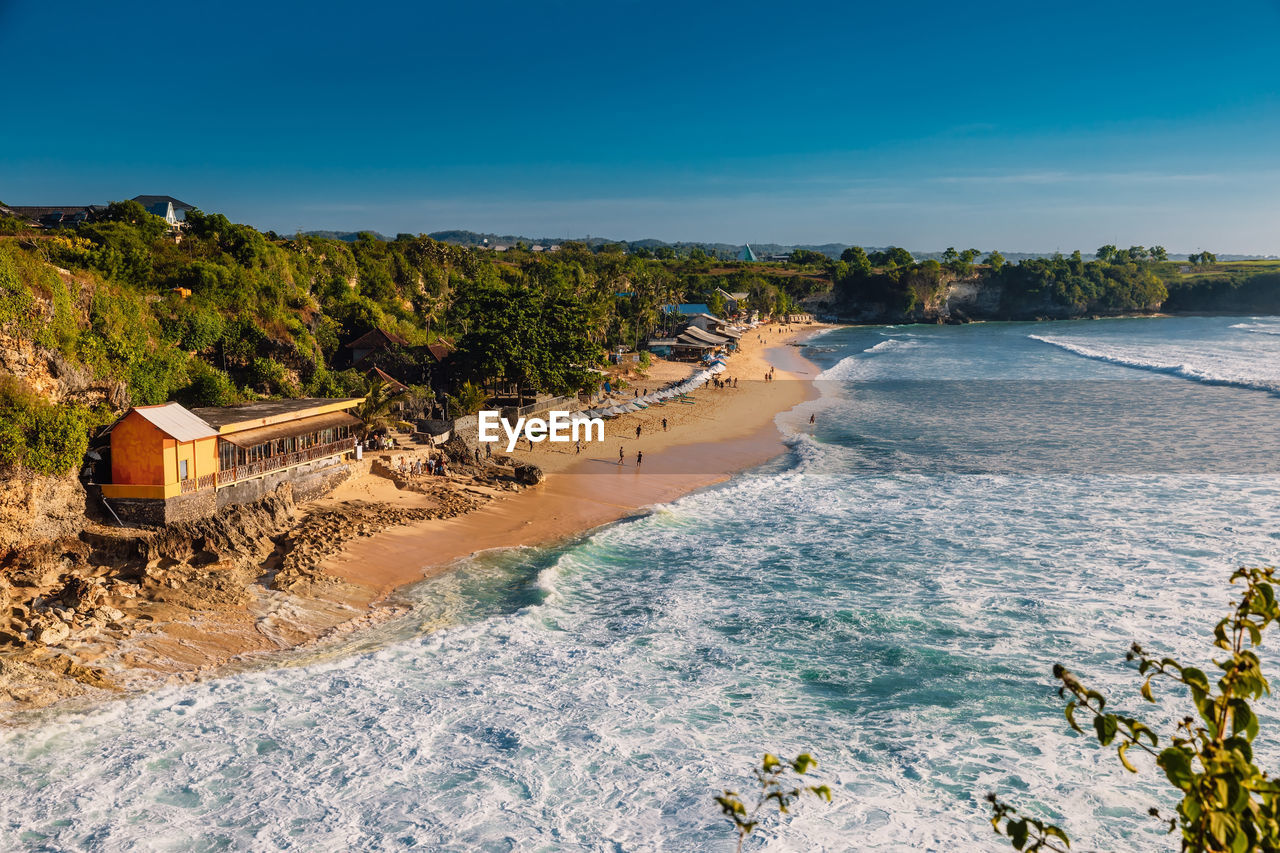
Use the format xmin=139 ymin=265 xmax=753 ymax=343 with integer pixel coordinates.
xmin=1028 ymin=333 xmax=1280 ymax=394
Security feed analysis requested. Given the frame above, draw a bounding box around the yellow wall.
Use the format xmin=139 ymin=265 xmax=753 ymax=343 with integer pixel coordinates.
xmin=110 ymin=412 xmax=219 ymax=487
xmin=194 ymin=436 xmax=217 ymax=480
xmin=110 ymin=413 xmax=168 ymax=486
xmin=174 ymin=439 xmax=194 ymax=483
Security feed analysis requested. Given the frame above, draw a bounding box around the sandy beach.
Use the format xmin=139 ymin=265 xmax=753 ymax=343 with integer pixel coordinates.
xmin=1 ymin=323 xmax=833 ymax=713
xmin=317 ymin=323 xmax=828 ymax=598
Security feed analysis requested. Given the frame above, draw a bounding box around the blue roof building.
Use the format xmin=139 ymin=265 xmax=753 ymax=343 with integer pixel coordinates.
xmin=662 ymin=303 xmax=711 ymax=316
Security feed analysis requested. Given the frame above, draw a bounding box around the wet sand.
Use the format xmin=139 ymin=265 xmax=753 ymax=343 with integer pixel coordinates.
xmin=319 ymin=327 xmax=828 ymax=598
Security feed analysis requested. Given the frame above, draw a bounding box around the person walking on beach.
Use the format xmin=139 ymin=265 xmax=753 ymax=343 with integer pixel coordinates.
xmin=809 ymin=413 xmax=816 ymax=424
xmin=636 ymin=450 xmax=643 ymax=466
xmin=662 ymin=417 xmax=667 ymax=432
xmin=618 ymin=446 xmax=624 ymax=465
xmin=575 ymin=439 xmax=581 ymax=454
xmin=635 ymin=424 xmax=642 ymax=440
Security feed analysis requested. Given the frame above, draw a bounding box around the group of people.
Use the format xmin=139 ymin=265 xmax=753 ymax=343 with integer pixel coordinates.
xmin=363 ymin=434 xmax=397 ymax=451
xmin=764 ymin=368 xmax=776 ymax=382
xmin=400 ymin=454 xmax=449 ymax=478
xmin=712 ymin=376 xmax=736 ymax=389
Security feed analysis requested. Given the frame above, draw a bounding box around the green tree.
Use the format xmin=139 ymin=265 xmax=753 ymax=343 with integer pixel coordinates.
xmin=870 ymin=247 xmax=914 ymax=268
xmin=789 ymin=249 xmax=827 ymax=266
xmin=1150 ymin=245 xmax=1169 ymax=262
xmin=356 ymin=377 xmax=409 ymax=437
xmin=985 ymin=250 xmax=1006 ymax=272
xmin=991 ymin=567 xmax=1280 ymax=852
xmin=101 ymin=200 xmax=169 ymax=241
xmin=1096 ymin=244 xmax=1118 ymax=263
xmin=841 ymin=246 xmax=872 ymax=273
xmin=446 ymin=380 xmax=487 ymax=416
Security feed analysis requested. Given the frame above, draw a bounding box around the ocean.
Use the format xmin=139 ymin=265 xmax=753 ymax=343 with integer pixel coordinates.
xmin=6 ymin=316 xmax=1280 ymax=851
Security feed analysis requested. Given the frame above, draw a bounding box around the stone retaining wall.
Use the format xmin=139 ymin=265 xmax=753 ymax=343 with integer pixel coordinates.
xmin=215 ymin=457 xmax=352 ymax=510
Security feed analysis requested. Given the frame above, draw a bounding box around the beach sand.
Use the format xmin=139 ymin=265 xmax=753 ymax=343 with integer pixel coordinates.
xmin=317 ymin=324 xmax=828 ymax=598
xmin=7 ymin=323 xmax=832 ymax=710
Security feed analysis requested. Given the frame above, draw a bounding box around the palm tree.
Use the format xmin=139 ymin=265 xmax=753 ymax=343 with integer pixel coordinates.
xmin=356 ymin=377 xmax=408 ymax=438
xmin=446 ymin=380 xmax=488 ymax=417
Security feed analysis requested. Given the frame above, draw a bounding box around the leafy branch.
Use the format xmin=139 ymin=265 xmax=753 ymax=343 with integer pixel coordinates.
xmin=716 ymin=752 xmax=831 ymax=852
xmin=991 ymin=566 xmax=1280 ymax=852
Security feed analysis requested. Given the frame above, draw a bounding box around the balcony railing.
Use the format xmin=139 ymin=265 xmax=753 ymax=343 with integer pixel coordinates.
xmin=179 ymin=472 xmax=220 ymax=494
xmin=215 ymin=437 xmax=355 ymax=487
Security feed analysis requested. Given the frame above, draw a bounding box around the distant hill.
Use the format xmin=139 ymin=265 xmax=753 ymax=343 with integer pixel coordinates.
xmin=309 ymin=230 xmax=1276 ymax=263
xmin=301 ymin=230 xmax=393 ymax=242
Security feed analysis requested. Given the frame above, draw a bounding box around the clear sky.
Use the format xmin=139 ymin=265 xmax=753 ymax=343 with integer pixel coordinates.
xmin=2 ymin=0 xmax=1278 ymax=253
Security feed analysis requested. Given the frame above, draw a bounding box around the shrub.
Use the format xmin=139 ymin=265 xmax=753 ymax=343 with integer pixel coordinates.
xmin=0 ymin=244 xmax=39 ymax=340
xmin=990 ymin=566 xmax=1280 ymax=852
xmin=176 ymin=360 xmax=239 ymax=407
xmin=248 ymin=357 xmax=297 ymax=397
xmin=0 ymin=377 xmax=90 ymax=477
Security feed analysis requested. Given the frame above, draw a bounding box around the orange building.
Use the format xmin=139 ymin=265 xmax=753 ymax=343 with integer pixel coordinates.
xmin=103 ymin=404 xmax=220 ymax=499
xmin=101 ymin=398 xmax=362 ymax=525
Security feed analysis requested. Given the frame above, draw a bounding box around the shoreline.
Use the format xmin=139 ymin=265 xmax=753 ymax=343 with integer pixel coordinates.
xmin=1 ymin=323 xmax=834 ymax=718
xmin=319 ymin=327 xmax=828 ymax=601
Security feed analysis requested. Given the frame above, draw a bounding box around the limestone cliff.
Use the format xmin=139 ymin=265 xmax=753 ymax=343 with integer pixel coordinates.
xmin=0 ymin=469 xmax=86 ymax=554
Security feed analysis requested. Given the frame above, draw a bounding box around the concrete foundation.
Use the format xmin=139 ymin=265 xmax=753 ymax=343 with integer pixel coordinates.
xmin=104 ymin=455 xmax=353 ymax=527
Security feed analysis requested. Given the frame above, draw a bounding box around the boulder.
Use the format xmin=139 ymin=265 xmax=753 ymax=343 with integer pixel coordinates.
xmin=514 ymin=464 xmax=545 ymax=486
xmin=36 ymin=621 xmax=70 ymax=646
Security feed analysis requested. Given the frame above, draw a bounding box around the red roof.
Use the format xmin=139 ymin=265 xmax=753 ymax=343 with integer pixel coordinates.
xmin=426 ymin=337 xmax=455 ymax=362
xmin=368 ymin=366 xmax=409 ymax=391
xmin=345 ymin=327 xmax=409 ymax=350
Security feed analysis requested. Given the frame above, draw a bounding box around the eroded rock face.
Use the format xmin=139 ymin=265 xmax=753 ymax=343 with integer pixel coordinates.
xmin=140 ymin=484 xmax=296 ymax=566
xmin=0 ymin=468 xmax=87 ymax=555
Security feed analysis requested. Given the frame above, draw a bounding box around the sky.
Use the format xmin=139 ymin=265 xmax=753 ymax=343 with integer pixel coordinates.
xmin=2 ymin=0 xmax=1278 ymax=253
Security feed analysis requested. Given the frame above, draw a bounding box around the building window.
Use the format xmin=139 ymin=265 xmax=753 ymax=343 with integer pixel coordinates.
xmin=179 ymin=459 xmax=189 ymax=481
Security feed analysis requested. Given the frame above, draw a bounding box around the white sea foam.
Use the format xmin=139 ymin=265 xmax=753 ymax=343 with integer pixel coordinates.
xmin=1028 ymin=333 xmax=1280 ymax=394
xmin=1231 ymin=321 xmax=1280 ymax=337
xmin=5 ymin=317 xmax=1280 ymax=851
xmin=864 ymin=338 xmax=916 ymax=353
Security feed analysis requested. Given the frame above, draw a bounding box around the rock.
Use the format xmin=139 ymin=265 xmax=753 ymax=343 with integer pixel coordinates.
xmin=97 ymin=606 xmax=125 ymax=624
xmin=514 ymin=464 xmax=545 ymax=486
xmin=37 ymin=621 xmax=70 ymax=645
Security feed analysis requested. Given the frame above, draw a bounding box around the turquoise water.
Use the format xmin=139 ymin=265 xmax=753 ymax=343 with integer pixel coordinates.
xmin=6 ymin=316 xmax=1280 ymax=851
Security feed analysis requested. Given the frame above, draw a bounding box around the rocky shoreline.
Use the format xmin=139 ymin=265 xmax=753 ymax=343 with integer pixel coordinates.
xmin=0 ymin=455 xmax=539 ymax=716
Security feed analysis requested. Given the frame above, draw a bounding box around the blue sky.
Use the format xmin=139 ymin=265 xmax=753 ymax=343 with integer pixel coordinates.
xmin=2 ymin=0 xmax=1278 ymax=252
